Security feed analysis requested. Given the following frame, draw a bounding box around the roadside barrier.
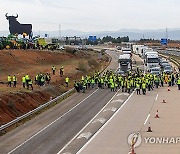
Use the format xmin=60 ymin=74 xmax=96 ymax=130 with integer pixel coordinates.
xmin=0 ymin=88 xmax=75 ymax=132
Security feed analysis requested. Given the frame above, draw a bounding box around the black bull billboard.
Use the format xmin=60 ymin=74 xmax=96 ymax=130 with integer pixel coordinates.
xmin=5 ymin=13 xmax=33 ymax=38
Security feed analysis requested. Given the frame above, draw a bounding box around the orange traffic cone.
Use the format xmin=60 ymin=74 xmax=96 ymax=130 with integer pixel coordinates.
xmin=129 ymin=145 xmax=136 ymax=154
xmin=155 ymin=110 xmax=160 ymax=118
xmin=162 ymin=99 xmax=166 ymax=103
xmin=147 ymin=122 xmax=152 ymax=132
xmin=167 ymin=87 xmax=170 ymax=91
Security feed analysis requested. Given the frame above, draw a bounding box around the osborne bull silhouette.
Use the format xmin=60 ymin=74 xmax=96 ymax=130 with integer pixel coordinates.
xmin=5 ymin=13 xmax=32 ymax=38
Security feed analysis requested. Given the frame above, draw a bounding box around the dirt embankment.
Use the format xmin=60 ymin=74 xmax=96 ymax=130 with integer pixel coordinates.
xmin=0 ymin=49 xmax=109 ymax=125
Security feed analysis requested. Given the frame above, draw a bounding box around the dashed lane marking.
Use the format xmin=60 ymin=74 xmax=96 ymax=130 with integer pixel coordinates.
xmin=77 ymin=132 xmax=92 ymax=140
xmin=57 ymin=89 xmax=120 ymax=154
xmin=76 ymin=91 xmax=135 ymax=154
xmin=144 ymin=114 xmax=151 ymax=125
xmin=155 ymin=94 xmax=159 ymax=101
xmin=103 ymin=107 xmax=117 ymax=112
xmin=92 ymin=118 xmax=106 ymax=124
xmin=116 ymin=93 xmax=129 ymax=96
xmin=111 ymin=99 xmax=124 ymax=103
xmin=7 ymin=88 xmax=99 ymax=154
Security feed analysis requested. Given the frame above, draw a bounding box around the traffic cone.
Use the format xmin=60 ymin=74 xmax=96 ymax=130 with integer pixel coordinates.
xmin=167 ymin=87 xmax=170 ymax=91
xmin=155 ymin=110 xmax=160 ymax=118
xmin=147 ymin=122 xmax=152 ymax=132
xmin=162 ymin=99 xmax=166 ymax=103
xmin=129 ymin=145 xmax=136 ymax=154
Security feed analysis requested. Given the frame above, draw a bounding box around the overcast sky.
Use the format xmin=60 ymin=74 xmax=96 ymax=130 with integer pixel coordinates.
xmin=0 ymin=0 xmax=180 ymax=32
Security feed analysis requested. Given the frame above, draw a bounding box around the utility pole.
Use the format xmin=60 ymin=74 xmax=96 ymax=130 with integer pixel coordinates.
xmin=59 ymin=24 xmax=61 ymax=39
xmin=166 ymin=27 xmax=168 ymax=39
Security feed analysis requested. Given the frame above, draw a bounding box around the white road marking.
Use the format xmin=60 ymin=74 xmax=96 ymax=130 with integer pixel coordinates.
xmin=92 ymin=118 xmax=106 ymax=124
xmin=144 ymin=114 xmax=151 ymax=125
xmin=111 ymin=99 xmax=124 ymax=103
xmin=62 ymin=153 xmax=72 ymax=154
xmin=77 ymin=132 xmax=92 ymax=140
xmin=103 ymin=107 xmax=117 ymax=112
xmin=7 ymin=88 xmax=99 ymax=154
xmin=76 ymin=91 xmax=135 ymax=154
xmin=117 ymin=93 xmax=129 ymax=96
xmin=57 ymin=89 xmax=120 ymax=154
xmin=155 ymin=94 xmax=159 ymax=101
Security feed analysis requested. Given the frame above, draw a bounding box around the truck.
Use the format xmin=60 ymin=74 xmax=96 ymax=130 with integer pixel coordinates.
xmin=132 ymin=45 xmax=146 ymax=56
xmin=139 ymin=46 xmax=149 ymax=57
xmin=121 ymin=47 xmax=132 ymax=55
xmin=145 ymin=53 xmax=159 ymax=72
xmin=141 ymin=48 xmax=154 ymax=59
xmin=118 ymin=54 xmax=132 ymax=72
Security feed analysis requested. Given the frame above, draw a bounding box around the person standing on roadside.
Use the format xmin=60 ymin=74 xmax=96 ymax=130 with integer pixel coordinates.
xmin=25 ymin=74 xmax=30 ymax=87
xmin=13 ymin=75 xmax=17 ymax=87
xmin=7 ymin=75 xmax=12 ymax=87
xmin=28 ymin=79 xmax=33 ymax=90
xmin=60 ymin=66 xmax=64 ymax=77
xmin=52 ymin=66 xmax=56 ymax=75
xmin=177 ymin=76 xmax=180 ymax=90
xmin=65 ymin=76 xmax=69 ymax=87
xmin=22 ymin=76 xmax=26 ymax=88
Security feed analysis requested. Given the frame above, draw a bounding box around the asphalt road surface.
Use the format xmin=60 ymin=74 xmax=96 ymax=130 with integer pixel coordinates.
xmin=78 ymin=85 xmax=180 ymax=154
xmin=76 ymin=54 xmax=180 ymax=154
xmin=158 ymin=49 xmax=180 ymax=57
xmin=0 ymin=50 xmax=120 ymax=154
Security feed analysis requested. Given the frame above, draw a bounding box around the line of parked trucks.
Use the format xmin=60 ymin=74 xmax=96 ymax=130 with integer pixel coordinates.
xmin=132 ymin=45 xmax=173 ymax=75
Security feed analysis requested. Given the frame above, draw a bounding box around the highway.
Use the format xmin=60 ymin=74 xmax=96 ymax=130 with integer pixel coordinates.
xmin=158 ymin=49 xmax=180 ymax=57
xmin=0 ymin=50 xmax=121 ymax=154
xmin=1 ymin=49 xmax=179 ymax=154
xmin=78 ymin=85 xmax=180 ymax=154
xmin=76 ymin=54 xmax=180 ymax=154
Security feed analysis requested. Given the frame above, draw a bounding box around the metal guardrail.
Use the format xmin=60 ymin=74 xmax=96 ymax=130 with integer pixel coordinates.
xmin=0 ymin=49 xmax=111 ymax=132
xmin=159 ymin=53 xmax=179 ymax=66
xmin=0 ymin=88 xmax=75 ymax=131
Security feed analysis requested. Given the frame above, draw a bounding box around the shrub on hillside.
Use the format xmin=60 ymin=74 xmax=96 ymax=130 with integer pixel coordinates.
xmin=65 ymin=47 xmax=77 ymax=54
xmin=78 ymin=61 xmax=87 ymax=72
xmin=88 ymin=59 xmax=99 ymax=68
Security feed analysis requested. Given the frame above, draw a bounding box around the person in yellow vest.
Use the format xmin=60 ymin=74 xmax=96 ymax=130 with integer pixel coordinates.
xmin=28 ymin=79 xmax=33 ymax=90
xmin=65 ymin=76 xmax=69 ymax=87
xmin=142 ymin=82 xmax=146 ymax=95
xmin=25 ymin=74 xmax=30 ymax=87
xmin=177 ymin=77 xmax=180 ymax=90
xmin=165 ymin=74 xmax=168 ymax=84
xmin=52 ymin=66 xmax=56 ymax=75
xmin=13 ymin=75 xmax=17 ymax=87
xmin=22 ymin=76 xmax=26 ymax=88
xmin=127 ymin=80 xmax=131 ymax=93
xmin=111 ymin=82 xmax=115 ymax=92
xmin=81 ymin=76 xmax=84 ymax=81
xmin=136 ymin=82 xmax=140 ymax=95
xmin=91 ymin=78 xmax=95 ymax=88
xmin=7 ymin=75 xmax=12 ymax=87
